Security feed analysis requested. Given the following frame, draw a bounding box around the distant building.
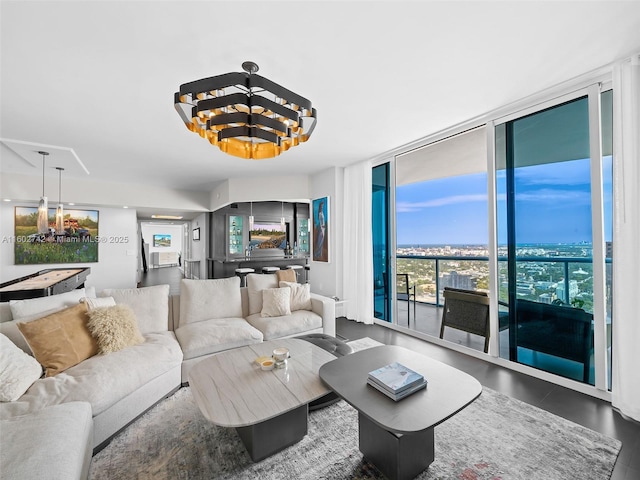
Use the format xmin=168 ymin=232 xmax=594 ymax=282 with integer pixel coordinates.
xmin=538 ymin=293 xmax=554 ymax=304
xmin=555 ymin=280 xmax=579 ymax=303
xmin=441 ymin=271 xmax=477 ymax=290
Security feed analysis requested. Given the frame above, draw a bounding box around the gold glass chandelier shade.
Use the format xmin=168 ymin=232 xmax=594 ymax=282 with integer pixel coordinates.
xmin=174 ymin=62 xmax=316 ymax=159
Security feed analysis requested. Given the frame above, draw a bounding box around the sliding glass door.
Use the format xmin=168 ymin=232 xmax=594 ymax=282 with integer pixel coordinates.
xmin=495 ymin=90 xmax=612 ymax=386
xmin=373 ymin=163 xmax=391 ymax=322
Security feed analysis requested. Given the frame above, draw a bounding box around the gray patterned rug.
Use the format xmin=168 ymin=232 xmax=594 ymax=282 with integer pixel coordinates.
xmin=90 ymin=338 xmax=621 ymax=479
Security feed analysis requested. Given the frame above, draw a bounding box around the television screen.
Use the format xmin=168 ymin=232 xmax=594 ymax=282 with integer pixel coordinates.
xmin=153 ymin=234 xmax=171 ymax=247
xmin=249 ymin=222 xmax=286 ymax=249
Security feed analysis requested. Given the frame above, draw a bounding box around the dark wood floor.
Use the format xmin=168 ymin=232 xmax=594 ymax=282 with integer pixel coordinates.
xmin=336 ymin=318 xmax=640 ymax=480
xmin=138 ymin=267 xmax=639 ymax=479
xmin=138 ymin=266 xmax=184 ymax=295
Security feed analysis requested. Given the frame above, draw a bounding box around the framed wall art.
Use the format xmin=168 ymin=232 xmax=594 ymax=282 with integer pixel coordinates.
xmin=14 ymin=207 xmax=99 ymax=264
xmin=312 ymin=196 xmax=329 ymax=262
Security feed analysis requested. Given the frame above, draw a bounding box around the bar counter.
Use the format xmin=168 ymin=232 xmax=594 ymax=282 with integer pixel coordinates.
xmin=207 ymin=255 xmax=309 ymax=279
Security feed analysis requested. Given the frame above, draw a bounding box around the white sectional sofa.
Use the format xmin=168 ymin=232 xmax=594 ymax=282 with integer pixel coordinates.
xmin=0 ymin=275 xmax=336 ymax=480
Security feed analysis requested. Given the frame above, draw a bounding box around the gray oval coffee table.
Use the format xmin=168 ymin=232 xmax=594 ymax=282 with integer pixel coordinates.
xmin=319 ymin=345 xmax=482 ymax=480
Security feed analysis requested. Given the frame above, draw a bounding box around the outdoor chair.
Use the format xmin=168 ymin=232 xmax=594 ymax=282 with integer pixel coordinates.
xmin=440 ymin=287 xmax=490 ymax=353
xmin=396 ymin=273 xmax=416 ymax=325
xmin=514 ymin=299 xmax=593 ymax=383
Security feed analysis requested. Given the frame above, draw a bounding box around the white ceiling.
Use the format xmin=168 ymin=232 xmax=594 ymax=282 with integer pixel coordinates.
xmin=2 ymin=1 xmax=640 ymax=197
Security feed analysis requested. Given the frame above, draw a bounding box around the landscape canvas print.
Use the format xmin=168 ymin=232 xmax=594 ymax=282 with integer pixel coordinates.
xmin=313 ymin=196 xmax=329 ymax=262
xmin=153 ymin=234 xmax=172 ymax=247
xmin=14 ymin=207 xmax=99 ymax=264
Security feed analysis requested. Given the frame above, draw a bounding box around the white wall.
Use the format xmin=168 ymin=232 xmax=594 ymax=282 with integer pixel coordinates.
xmin=1 ymin=171 xmax=210 ymax=214
xmin=210 ymin=175 xmax=311 ymax=211
xmin=189 ymin=212 xmax=208 ymax=279
xmin=309 ymin=167 xmax=344 ymax=299
xmin=0 ymin=203 xmax=138 ymax=292
xmin=141 ymin=223 xmax=184 ymax=261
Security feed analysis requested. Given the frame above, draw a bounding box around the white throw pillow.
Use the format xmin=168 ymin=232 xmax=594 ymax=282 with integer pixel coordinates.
xmin=0 ymin=333 xmax=42 ymax=401
xmin=179 ymin=277 xmax=242 ymax=325
xmin=83 ymin=296 xmax=117 ymax=310
xmin=247 ymin=274 xmax=278 ymax=315
xmin=100 ymin=285 xmax=169 ymax=334
xmin=261 ymin=287 xmax=292 ymax=318
xmin=279 ymin=281 xmax=312 ymax=312
xmin=9 ymin=287 xmax=95 ymax=319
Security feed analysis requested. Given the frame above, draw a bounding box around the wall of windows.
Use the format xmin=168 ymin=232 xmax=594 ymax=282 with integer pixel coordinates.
xmin=374 ymin=81 xmax=614 ymax=392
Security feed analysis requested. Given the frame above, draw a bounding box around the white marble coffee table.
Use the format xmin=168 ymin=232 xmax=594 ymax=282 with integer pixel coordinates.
xmin=188 ymin=338 xmax=336 ymax=461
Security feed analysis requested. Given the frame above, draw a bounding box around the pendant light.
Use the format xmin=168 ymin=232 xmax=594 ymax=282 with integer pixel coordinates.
xmin=249 ymin=202 xmax=254 ymax=231
xmin=36 ymin=151 xmax=49 ymax=234
xmin=55 ymin=167 xmax=65 ymax=235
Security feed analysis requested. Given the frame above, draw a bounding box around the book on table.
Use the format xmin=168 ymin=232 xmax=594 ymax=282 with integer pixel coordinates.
xmin=367 ymin=362 xmax=425 ymax=395
xmin=367 ymin=376 xmax=428 ymax=401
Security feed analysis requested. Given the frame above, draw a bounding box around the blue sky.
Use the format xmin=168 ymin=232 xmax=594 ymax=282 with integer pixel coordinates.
xmin=396 ymin=157 xmax=613 ymax=245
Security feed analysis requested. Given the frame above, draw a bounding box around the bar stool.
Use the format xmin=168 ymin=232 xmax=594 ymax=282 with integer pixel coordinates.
xmin=235 ymin=268 xmax=255 ymax=287
xmin=261 ymin=266 xmax=280 ymax=274
xmin=303 ymin=265 xmax=311 ymax=284
xmin=285 ymin=265 xmax=303 ymax=282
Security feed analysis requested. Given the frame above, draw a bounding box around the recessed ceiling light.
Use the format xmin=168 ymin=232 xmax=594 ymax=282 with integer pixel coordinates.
xmin=3 ymin=199 xmax=11 ymax=202
xmin=68 ymin=202 xmax=75 ymax=205
xmin=152 ymin=214 xmax=183 ymax=220
xmin=123 ymin=206 xmax=129 ymax=209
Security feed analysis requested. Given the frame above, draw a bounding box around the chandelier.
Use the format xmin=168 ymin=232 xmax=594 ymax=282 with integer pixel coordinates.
xmin=174 ymin=61 xmax=317 ymax=160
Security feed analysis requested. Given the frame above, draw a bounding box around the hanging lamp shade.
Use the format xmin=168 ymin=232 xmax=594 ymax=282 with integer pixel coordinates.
xmin=36 ymin=151 xmax=49 ymax=234
xmin=55 ymin=167 xmax=65 ymax=235
xmin=174 ymin=61 xmax=317 ymax=160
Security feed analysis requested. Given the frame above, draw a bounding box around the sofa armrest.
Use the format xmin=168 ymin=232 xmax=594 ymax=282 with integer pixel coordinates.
xmin=310 ymin=293 xmax=336 ymax=337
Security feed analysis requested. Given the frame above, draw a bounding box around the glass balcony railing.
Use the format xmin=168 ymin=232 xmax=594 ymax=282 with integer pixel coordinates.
xmin=396 ymin=254 xmax=611 ymax=319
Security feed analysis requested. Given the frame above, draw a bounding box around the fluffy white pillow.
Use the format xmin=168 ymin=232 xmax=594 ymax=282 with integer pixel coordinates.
xmin=180 ymin=277 xmax=242 ymax=325
xmin=9 ymin=287 xmax=95 ymax=319
xmin=261 ymin=287 xmax=292 ymax=318
xmin=87 ymin=305 xmax=145 ymax=354
xmin=279 ymin=281 xmax=312 ymax=311
xmin=0 ymin=333 xmax=42 ymax=401
xmin=247 ymin=274 xmax=278 ymax=315
xmin=100 ymin=285 xmax=169 ymax=334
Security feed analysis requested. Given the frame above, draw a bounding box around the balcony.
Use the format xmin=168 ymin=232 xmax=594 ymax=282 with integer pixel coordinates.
xmin=390 ymin=253 xmax=611 ymax=385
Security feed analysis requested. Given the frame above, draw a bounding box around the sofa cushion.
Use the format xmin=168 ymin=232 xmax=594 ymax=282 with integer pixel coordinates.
xmin=9 ymin=287 xmax=95 ymax=319
xmin=0 ymin=333 xmax=42 ymax=402
xmin=261 ymin=287 xmax=292 ymax=317
xmin=87 ymin=305 xmax=145 ymax=354
xmin=279 ymin=281 xmax=313 ymax=311
xmin=17 ymin=304 xmax=98 ymax=377
xmin=84 ymin=296 xmax=116 ymax=310
xmin=1 ymin=331 xmax=182 ymax=418
xmin=175 ymin=318 xmax=263 ymax=360
xmin=0 ymin=402 xmax=93 ymax=480
xmin=179 ymin=277 xmax=242 ymax=325
xmin=101 ymin=285 xmax=169 ymax=334
xmin=245 ymin=310 xmax=322 ymax=340
xmin=247 ymin=273 xmax=278 ymax=315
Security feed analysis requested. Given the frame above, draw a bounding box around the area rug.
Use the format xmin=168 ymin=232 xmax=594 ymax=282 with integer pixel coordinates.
xmin=90 ymin=340 xmax=621 ymax=480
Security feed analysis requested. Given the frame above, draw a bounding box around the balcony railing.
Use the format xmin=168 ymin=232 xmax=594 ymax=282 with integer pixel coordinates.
xmin=396 ymin=254 xmax=611 ymax=315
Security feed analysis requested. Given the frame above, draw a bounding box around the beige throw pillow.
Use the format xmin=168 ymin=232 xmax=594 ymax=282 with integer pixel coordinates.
xmin=261 ymin=287 xmax=292 ymax=317
xmin=17 ymin=303 xmax=98 ymax=377
xmin=87 ymin=304 xmax=145 ymax=354
xmin=279 ymin=281 xmax=313 ymax=311
xmin=276 ymin=269 xmax=297 ymax=284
